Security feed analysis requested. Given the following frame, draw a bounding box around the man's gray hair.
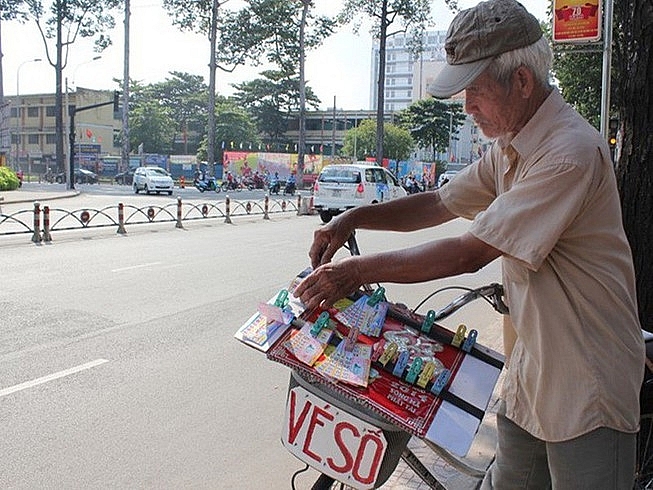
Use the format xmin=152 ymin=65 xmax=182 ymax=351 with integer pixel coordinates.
xmin=488 ymin=36 xmax=553 ymax=90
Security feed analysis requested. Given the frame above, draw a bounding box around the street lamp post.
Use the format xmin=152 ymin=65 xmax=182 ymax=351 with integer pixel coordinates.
xmin=14 ymin=58 xmax=42 ymax=169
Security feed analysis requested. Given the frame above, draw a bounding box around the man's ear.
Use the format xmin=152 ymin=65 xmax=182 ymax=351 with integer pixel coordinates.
xmin=514 ymin=65 xmax=535 ymax=98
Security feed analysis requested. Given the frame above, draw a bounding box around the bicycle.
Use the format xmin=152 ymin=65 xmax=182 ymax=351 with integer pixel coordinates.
xmin=240 ymin=233 xmax=653 ymax=489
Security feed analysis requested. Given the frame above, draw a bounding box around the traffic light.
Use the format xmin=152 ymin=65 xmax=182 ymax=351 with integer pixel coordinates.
xmin=608 ymin=118 xmax=619 ymax=149
xmin=113 ymin=91 xmax=121 ymax=113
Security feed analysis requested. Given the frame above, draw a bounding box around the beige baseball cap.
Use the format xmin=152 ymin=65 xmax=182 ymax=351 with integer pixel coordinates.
xmin=429 ymin=0 xmax=542 ymax=99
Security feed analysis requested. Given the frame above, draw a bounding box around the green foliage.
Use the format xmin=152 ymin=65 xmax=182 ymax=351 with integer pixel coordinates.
xmin=0 ymin=0 xmax=28 ymax=21
xmin=232 ymin=69 xmax=320 ymax=143
xmin=0 ymin=167 xmax=20 ymax=191
xmin=146 ymin=72 xmax=209 ymax=154
xmin=551 ymin=47 xmax=602 ymax=130
xmin=342 ymin=119 xmax=414 ymax=161
xmin=196 ymin=100 xmax=260 ymax=162
xmin=396 ymin=99 xmax=465 ymax=161
xmin=128 ymin=99 xmax=176 ymax=155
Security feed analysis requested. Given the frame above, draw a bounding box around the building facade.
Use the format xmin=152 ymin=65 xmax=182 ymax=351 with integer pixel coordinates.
xmin=4 ymin=87 xmax=121 ymax=174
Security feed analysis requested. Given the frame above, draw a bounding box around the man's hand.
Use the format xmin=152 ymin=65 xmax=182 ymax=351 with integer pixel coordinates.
xmin=308 ymin=214 xmax=354 ymax=269
xmin=294 ymin=256 xmax=362 ymax=311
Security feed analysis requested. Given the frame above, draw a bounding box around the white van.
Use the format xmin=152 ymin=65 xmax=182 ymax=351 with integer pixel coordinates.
xmin=312 ymin=163 xmax=407 ymax=223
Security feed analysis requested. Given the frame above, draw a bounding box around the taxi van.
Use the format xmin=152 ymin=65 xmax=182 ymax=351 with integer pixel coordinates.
xmin=312 ymin=163 xmax=407 ymax=223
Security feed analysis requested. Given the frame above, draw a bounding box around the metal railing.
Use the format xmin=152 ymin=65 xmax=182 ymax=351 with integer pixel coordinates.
xmin=0 ymin=194 xmax=313 ymax=243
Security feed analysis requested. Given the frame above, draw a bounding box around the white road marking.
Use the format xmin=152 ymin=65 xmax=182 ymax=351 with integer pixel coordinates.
xmin=111 ymin=262 xmax=162 ymax=273
xmin=0 ymin=359 xmax=109 ymax=398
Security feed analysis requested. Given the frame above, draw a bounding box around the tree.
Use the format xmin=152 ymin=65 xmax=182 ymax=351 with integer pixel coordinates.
xmin=552 ymin=47 xmax=602 ymax=130
xmin=22 ymin=0 xmax=120 ymax=187
xmin=196 ymin=98 xmax=259 ymax=163
xmin=232 ymin=69 xmax=320 ymax=146
xmin=128 ymin=98 xmax=176 ymax=155
xmin=342 ymin=118 xmax=413 ymax=162
xmin=338 ymin=0 xmax=432 ymax=166
xmin=613 ymin=0 xmax=653 ymax=331
xmin=147 ymin=72 xmax=209 ymax=155
xmin=396 ymin=98 xmax=465 ymax=161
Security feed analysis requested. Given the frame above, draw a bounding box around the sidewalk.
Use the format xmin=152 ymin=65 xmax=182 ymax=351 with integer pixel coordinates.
xmin=0 ymin=187 xmax=79 ymax=206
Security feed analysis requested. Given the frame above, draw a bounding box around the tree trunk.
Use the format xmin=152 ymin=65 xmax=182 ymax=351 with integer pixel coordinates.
xmin=55 ymin=0 xmax=67 ymax=186
xmin=297 ymin=0 xmax=310 ymax=187
xmin=207 ymin=0 xmax=219 ymax=176
xmin=375 ymin=0 xmax=389 ymax=167
xmin=614 ymin=0 xmax=653 ymax=331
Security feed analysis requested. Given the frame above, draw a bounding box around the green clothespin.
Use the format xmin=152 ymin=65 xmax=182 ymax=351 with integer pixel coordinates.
xmin=421 ymin=310 xmax=435 ymax=334
xmin=274 ymin=289 xmax=289 ymax=308
xmin=366 ymin=287 xmax=386 ymax=307
xmin=310 ymin=311 xmax=330 ymax=337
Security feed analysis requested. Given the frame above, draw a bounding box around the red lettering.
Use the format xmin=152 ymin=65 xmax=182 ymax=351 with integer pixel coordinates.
xmin=302 ymin=405 xmax=334 ymax=463
xmin=287 ymin=390 xmax=312 ymax=445
xmin=352 ymin=432 xmax=385 ymax=485
xmin=327 ymin=421 xmax=359 ymax=473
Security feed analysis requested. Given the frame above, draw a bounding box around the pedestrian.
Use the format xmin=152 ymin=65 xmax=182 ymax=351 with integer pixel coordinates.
xmin=294 ymin=0 xmax=644 ymax=487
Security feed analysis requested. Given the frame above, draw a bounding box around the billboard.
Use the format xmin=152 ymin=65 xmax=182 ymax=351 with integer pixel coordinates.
xmin=553 ymin=0 xmax=601 ymax=43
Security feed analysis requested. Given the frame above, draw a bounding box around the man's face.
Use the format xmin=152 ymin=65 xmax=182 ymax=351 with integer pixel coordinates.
xmin=464 ymin=69 xmax=527 ymax=139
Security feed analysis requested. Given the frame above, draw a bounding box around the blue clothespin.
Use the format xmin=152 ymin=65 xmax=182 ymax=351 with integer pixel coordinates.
xmin=366 ymin=287 xmax=386 ymax=307
xmin=392 ymin=350 xmax=410 ymax=377
xmin=421 ymin=310 xmax=435 ymax=334
xmin=274 ymin=289 xmax=289 ymax=308
xmin=310 ymin=311 xmax=330 ymax=337
xmin=462 ymin=329 xmax=478 ymax=352
xmin=430 ymin=369 xmax=451 ymax=396
xmin=405 ymin=357 xmax=424 ymax=384
xmin=452 ymin=324 xmax=467 ymax=348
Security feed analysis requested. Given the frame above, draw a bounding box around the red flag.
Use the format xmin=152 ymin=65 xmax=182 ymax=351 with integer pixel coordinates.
xmin=86 ymin=129 xmax=93 ymax=138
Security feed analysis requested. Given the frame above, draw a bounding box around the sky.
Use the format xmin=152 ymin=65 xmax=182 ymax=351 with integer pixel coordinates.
xmin=2 ymin=0 xmax=548 ymax=111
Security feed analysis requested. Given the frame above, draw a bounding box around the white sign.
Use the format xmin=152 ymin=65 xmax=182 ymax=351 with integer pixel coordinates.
xmin=282 ymin=386 xmax=388 ymax=490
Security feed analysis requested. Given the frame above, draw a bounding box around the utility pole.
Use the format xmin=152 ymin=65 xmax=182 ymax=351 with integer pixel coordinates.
xmin=121 ymin=0 xmax=131 ymax=173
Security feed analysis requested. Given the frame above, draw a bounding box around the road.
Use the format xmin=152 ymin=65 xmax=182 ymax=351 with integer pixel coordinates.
xmin=0 ymin=192 xmax=503 ymax=489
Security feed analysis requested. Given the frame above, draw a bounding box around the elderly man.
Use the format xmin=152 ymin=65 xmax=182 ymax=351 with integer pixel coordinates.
xmin=294 ymin=0 xmax=644 ymax=487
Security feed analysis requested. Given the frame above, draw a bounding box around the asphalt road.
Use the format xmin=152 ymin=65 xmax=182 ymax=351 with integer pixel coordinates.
xmin=0 ymin=194 xmax=503 ymax=489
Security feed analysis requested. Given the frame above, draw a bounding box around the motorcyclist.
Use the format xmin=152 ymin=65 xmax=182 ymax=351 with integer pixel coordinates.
xmin=285 ymin=172 xmax=296 ymax=195
xmin=269 ymin=172 xmax=280 ymax=194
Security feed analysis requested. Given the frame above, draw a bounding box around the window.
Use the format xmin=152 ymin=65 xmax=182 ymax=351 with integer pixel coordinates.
xmin=11 ymin=134 xmax=20 ymax=145
xmin=46 ymin=134 xmax=57 ymax=144
xmin=27 ymin=107 xmax=38 ymax=117
xmin=46 ymin=106 xmax=56 ymax=117
xmin=10 ymin=107 xmax=18 ymax=118
xmin=28 ymin=134 xmax=39 ymax=144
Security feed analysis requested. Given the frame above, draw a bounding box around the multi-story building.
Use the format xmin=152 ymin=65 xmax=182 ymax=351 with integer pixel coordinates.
xmin=4 ymin=87 xmax=121 ymax=174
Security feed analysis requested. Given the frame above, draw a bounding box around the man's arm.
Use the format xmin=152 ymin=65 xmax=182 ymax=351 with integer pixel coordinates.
xmin=296 ymin=231 xmax=502 ymax=310
xmin=309 ymin=191 xmax=457 ymax=268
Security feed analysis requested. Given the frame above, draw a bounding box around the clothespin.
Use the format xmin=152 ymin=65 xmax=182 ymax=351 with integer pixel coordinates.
xmin=462 ymin=329 xmax=478 ymax=353
xmin=430 ymin=369 xmax=451 ymax=396
xmin=416 ymin=361 xmax=436 ymax=389
xmin=371 ymin=339 xmax=386 ymax=362
xmin=405 ymin=357 xmax=424 ymax=384
xmin=366 ymin=287 xmax=386 ymax=307
xmin=392 ymin=350 xmax=410 ymax=377
xmin=274 ymin=289 xmax=289 ymax=308
xmin=345 ymin=326 xmax=360 ymax=351
xmin=452 ymin=324 xmax=467 ymax=348
xmin=310 ymin=311 xmax=330 ymax=337
xmin=421 ymin=310 xmax=435 ymax=334
xmin=378 ymin=342 xmax=398 ymax=367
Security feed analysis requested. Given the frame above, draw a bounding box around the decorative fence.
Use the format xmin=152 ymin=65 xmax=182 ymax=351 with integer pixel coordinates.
xmin=0 ymin=195 xmax=314 ymax=243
